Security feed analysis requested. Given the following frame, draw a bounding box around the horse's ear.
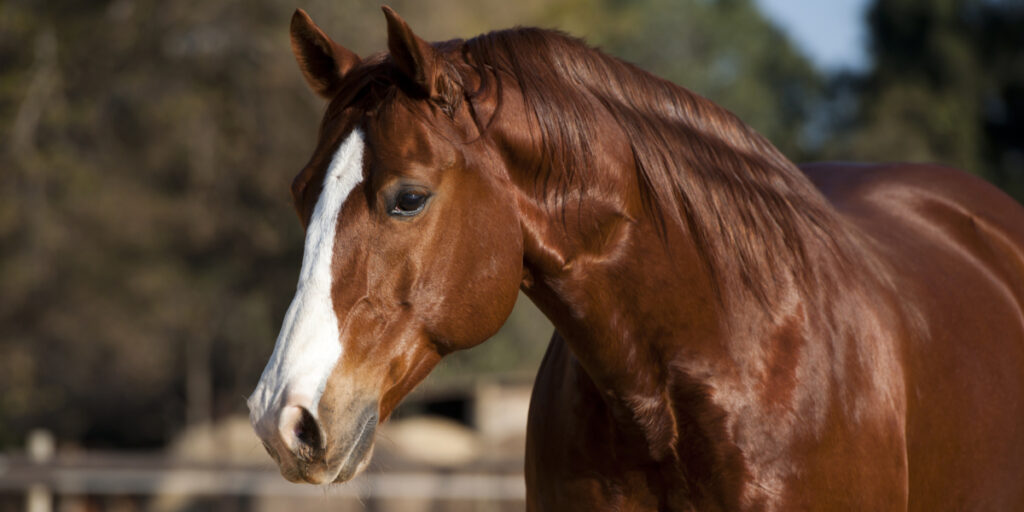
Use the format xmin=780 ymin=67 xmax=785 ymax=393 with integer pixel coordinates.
xmin=290 ymin=9 xmax=360 ymax=100
xmin=382 ymin=6 xmax=446 ymax=98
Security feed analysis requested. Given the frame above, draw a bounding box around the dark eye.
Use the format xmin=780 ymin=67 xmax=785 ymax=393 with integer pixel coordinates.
xmin=390 ymin=190 xmax=429 ymax=216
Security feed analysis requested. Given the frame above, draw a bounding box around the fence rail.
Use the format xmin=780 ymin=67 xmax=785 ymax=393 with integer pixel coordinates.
xmin=0 ymin=450 xmax=525 ymax=512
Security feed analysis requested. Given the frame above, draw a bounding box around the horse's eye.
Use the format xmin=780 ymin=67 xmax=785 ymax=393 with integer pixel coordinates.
xmin=391 ymin=190 xmax=429 ymax=216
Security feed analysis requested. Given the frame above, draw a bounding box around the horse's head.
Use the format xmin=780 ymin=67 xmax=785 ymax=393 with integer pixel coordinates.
xmin=247 ymin=8 xmax=524 ymax=484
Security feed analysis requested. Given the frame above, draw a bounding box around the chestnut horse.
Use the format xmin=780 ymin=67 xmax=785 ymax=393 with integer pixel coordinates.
xmin=248 ymin=7 xmax=1024 ymax=510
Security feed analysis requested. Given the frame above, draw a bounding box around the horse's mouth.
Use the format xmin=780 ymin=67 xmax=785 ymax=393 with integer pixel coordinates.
xmin=272 ymin=402 xmax=378 ymax=485
xmin=329 ymin=404 xmax=379 ymax=483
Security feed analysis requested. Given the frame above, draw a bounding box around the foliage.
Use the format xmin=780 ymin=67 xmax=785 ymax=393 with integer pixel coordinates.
xmin=825 ymin=0 xmax=1024 ymax=199
xmin=1 ymin=0 xmax=319 ymax=447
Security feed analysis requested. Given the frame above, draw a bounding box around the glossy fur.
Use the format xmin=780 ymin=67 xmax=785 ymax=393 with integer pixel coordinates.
xmin=250 ymin=7 xmax=1024 ymax=510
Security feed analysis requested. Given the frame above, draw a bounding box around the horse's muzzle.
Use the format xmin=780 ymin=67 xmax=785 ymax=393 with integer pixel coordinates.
xmin=253 ymin=398 xmax=378 ymax=484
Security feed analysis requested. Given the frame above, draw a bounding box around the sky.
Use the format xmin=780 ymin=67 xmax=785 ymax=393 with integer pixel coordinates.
xmin=753 ymin=0 xmax=870 ymax=71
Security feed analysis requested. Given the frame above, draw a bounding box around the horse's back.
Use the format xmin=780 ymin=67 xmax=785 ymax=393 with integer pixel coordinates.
xmin=804 ymin=162 xmax=1024 ymax=510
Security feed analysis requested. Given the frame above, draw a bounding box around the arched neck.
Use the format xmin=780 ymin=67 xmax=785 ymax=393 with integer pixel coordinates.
xmin=517 ymin=193 xmax=727 ymax=395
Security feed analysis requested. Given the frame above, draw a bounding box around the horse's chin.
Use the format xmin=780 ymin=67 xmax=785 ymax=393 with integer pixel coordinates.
xmin=332 ymin=443 xmax=375 ymax=483
xmin=325 ymin=405 xmax=379 ymax=483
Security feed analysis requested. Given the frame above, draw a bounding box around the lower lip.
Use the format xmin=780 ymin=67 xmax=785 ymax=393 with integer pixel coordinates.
xmin=331 ymin=406 xmax=379 ymax=482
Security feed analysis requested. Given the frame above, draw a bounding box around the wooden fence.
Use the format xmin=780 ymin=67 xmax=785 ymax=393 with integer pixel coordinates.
xmin=0 ymin=445 xmax=525 ymax=512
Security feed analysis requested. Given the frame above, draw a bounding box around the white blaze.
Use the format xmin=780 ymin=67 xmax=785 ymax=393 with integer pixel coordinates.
xmin=248 ymin=129 xmax=365 ymax=434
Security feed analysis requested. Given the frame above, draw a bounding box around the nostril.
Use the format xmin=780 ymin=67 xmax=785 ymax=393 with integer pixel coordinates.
xmin=294 ymin=406 xmax=323 ymax=449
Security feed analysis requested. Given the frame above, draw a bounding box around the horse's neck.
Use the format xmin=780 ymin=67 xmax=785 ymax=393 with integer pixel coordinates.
xmin=518 ymin=190 xmax=853 ymax=463
xmin=520 ymin=203 xmax=721 ymax=430
xmin=493 ymin=68 xmax=873 ymax=459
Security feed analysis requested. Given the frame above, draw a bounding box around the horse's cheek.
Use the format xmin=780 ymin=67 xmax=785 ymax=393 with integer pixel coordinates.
xmin=432 ymin=175 xmax=523 ymax=349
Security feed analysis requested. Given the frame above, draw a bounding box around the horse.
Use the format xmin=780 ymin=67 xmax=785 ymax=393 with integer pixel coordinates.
xmin=247 ymin=7 xmax=1024 ymax=510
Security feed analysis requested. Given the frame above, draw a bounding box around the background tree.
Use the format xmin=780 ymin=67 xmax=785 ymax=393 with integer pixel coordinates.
xmin=826 ymin=0 xmax=1024 ymax=199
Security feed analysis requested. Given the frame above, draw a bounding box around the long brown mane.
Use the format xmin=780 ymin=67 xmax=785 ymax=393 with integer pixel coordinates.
xmin=463 ymin=28 xmax=855 ymax=306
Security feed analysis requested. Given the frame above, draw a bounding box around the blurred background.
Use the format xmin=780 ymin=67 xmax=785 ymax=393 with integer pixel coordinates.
xmin=0 ymin=0 xmax=1021 ymax=510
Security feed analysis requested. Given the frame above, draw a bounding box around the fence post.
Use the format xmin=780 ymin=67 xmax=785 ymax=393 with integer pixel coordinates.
xmin=26 ymin=429 xmax=54 ymax=512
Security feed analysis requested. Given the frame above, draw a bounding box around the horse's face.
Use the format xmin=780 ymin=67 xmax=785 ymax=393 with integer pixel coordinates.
xmin=248 ymin=9 xmax=523 ymax=484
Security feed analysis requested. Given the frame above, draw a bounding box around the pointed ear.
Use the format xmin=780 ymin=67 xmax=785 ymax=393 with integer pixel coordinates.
xmin=290 ymin=9 xmax=360 ymax=100
xmin=382 ymin=6 xmax=443 ymax=97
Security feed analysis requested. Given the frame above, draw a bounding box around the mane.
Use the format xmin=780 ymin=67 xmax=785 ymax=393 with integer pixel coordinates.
xmin=461 ymin=28 xmax=856 ymax=307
